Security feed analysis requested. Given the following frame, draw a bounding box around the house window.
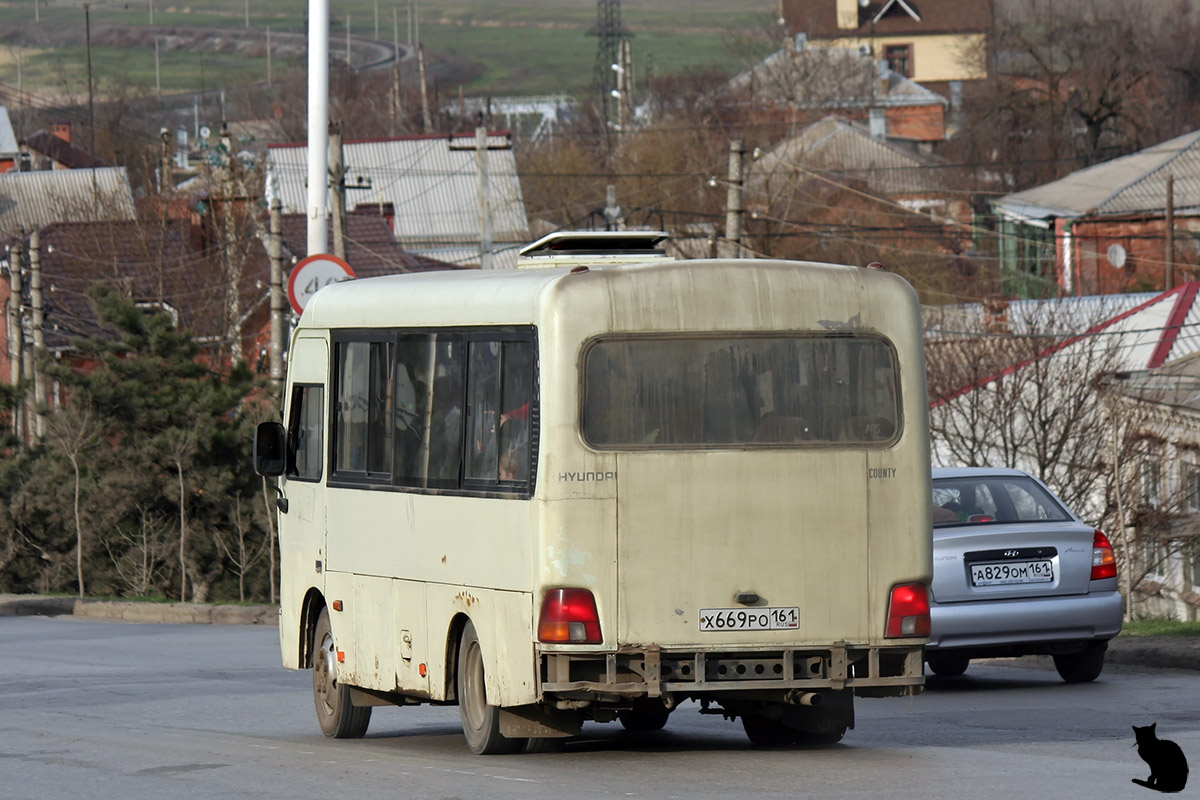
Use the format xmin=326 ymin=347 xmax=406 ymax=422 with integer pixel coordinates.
xmin=885 ymin=44 xmax=913 ymax=78
xmin=1183 ymin=462 xmax=1200 ymax=514
xmin=1142 ymin=455 xmax=1162 ymax=507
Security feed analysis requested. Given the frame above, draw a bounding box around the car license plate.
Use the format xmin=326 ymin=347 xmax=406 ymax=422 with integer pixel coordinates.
xmin=970 ymin=560 xmax=1054 ymax=586
xmin=699 ymin=607 xmax=800 ymax=631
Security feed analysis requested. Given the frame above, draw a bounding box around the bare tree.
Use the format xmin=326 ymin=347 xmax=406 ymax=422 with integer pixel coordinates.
xmin=214 ymin=495 xmax=271 ymax=603
xmin=42 ymin=405 xmax=103 ymax=598
xmin=105 ymin=505 xmax=173 ymax=597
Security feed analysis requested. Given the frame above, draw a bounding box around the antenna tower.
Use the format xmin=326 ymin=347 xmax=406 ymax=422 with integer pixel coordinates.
xmin=589 ymin=0 xmax=631 ymax=126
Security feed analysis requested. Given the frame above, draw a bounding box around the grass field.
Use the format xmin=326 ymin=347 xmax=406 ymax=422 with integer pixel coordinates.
xmin=0 ymin=1 xmax=774 ymax=98
xmin=1121 ymin=619 xmax=1200 ymax=637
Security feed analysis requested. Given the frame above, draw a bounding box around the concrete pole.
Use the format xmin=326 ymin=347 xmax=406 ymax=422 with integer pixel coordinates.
xmin=29 ymin=228 xmax=45 ymax=440
xmin=307 ymin=0 xmax=330 ymax=256
xmin=418 ymin=45 xmax=431 ymax=133
xmin=1165 ymin=173 xmax=1175 ymax=291
xmin=720 ymin=139 xmax=746 ymax=259
xmin=476 ymin=127 xmax=492 ymax=270
xmin=329 ymin=123 xmax=347 ymax=261
xmin=7 ymin=240 xmax=23 ymax=443
xmin=268 ymin=199 xmax=285 ymax=388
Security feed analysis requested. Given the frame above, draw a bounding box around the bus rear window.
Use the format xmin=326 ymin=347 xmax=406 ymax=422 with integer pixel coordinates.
xmin=582 ymin=335 xmax=900 ymax=448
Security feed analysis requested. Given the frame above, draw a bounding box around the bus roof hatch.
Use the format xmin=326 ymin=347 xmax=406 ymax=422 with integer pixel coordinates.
xmin=516 ymin=230 xmax=673 ymax=269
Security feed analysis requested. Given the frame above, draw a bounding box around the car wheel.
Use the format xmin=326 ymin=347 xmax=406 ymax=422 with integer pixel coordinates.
xmin=618 ymin=702 xmax=671 ymax=732
xmin=1053 ymin=642 xmax=1106 ymax=683
xmin=741 ymin=714 xmax=797 ymax=746
xmin=457 ymin=620 xmax=522 ymax=754
xmin=312 ymin=607 xmax=371 ymax=738
xmin=926 ymin=652 xmax=970 ymax=677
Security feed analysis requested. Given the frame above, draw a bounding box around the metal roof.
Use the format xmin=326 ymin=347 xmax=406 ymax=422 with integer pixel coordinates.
xmin=0 ymin=107 xmax=17 ymax=156
xmin=0 ymin=167 xmax=136 ymax=240
xmin=994 ymin=129 xmax=1200 ymax=220
xmin=265 ymin=132 xmax=530 ymax=269
xmin=750 ymin=115 xmax=950 ymax=197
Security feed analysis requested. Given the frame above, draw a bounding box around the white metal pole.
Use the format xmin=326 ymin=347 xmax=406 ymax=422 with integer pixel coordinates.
xmin=308 ymin=0 xmax=329 ymax=255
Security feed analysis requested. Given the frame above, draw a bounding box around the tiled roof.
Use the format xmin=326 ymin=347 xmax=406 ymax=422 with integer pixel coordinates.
xmin=266 ymin=132 xmax=530 ymax=269
xmin=0 ymin=167 xmax=136 ymax=240
xmin=26 ymin=213 xmax=461 ymax=352
xmin=995 ymin=130 xmax=1200 ymax=220
xmin=21 ymin=129 xmax=104 ymax=169
xmin=750 ymin=115 xmax=950 ymax=197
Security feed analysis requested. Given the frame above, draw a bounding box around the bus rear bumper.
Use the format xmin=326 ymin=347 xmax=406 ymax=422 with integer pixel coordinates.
xmin=537 ymin=642 xmax=925 ymax=701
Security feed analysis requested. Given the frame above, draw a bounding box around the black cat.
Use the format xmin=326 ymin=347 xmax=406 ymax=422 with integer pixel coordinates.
xmin=1132 ymin=723 xmax=1189 ymax=793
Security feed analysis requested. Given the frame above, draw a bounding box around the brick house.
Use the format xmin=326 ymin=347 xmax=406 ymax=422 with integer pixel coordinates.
xmin=993 ymin=129 xmax=1200 ymax=298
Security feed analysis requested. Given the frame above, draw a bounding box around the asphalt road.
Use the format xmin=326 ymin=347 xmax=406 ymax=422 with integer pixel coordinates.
xmin=2 ymin=616 xmax=1196 ymax=799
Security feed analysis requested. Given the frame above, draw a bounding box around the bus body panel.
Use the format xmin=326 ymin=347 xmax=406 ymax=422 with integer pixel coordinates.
xmin=278 ymin=334 xmax=329 ymax=671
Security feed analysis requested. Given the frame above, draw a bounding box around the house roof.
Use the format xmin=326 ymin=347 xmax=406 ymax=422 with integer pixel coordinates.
xmin=994 ymin=129 xmax=1200 ymax=221
xmin=726 ymin=46 xmax=948 ymax=111
xmin=26 ymin=213 xmax=462 ymax=353
xmin=0 ymin=167 xmax=136 ymax=240
xmin=932 ymin=282 xmax=1200 ymax=408
xmin=0 ymin=107 xmax=18 ymax=156
xmin=782 ymin=0 xmax=994 ymax=38
xmin=749 ymin=115 xmax=951 ymax=197
xmin=265 ymin=132 xmax=531 ymax=269
xmin=21 ymin=129 xmax=104 ymax=169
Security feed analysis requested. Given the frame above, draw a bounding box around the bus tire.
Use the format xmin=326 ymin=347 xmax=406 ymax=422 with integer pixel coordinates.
xmin=457 ymin=620 xmax=522 ymax=755
xmin=741 ymin=714 xmax=797 ymax=747
xmin=312 ymin=607 xmax=371 ymax=739
xmin=618 ymin=702 xmax=671 ymax=732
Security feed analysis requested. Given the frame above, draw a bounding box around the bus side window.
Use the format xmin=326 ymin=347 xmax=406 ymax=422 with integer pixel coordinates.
xmin=465 ymin=342 xmax=501 ymax=481
xmin=334 ymin=340 xmax=393 ymax=478
xmin=498 ymin=341 xmax=534 ymax=482
xmin=465 ymin=338 xmax=534 ymax=486
xmin=287 ymin=384 xmax=324 ymax=481
xmin=428 ymin=336 xmax=466 ymax=486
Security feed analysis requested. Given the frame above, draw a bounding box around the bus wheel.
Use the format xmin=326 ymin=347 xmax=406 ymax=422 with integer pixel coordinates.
xmin=457 ymin=620 xmax=522 ymax=755
xmin=741 ymin=714 xmax=797 ymax=747
xmin=312 ymin=607 xmax=371 ymax=738
xmin=618 ymin=702 xmax=671 ymax=732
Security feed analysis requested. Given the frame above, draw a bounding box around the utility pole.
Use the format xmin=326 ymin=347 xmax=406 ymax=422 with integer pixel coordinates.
xmin=267 ymin=27 xmax=272 ymax=86
xmin=391 ymin=8 xmax=401 ymax=132
xmin=475 ymin=127 xmax=492 ymax=269
xmin=85 ymin=5 xmax=95 ymax=169
xmin=329 ymin=123 xmax=348 ymax=261
xmin=603 ymin=184 xmax=624 ymax=230
xmin=29 ymin=228 xmax=45 ymax=440
xmin=719 ymin=139 xmax=746 ymax=259
xmin=155 ymin=38 xmax=161 ymax=99
xmin=6 ymin=239 xmax=23 ymax=444
xmin=268 ymin=199 xmax=285 ymax=389
xmin=308 ymin=0 xmax=330 ymax=256
xmin=347 ymin=14 xmax=352 ymax=66
xmin=159 ymin=127 xmax=172 ymax=192
xmin=1165 ymin=173 xmax=1175 ymax=291
xmin=418 ymin=45 xmax=431 ymax=133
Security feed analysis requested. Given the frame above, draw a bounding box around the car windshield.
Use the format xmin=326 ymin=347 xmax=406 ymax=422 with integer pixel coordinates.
xmin=932 ymin=475 xmax=1072 ymax=527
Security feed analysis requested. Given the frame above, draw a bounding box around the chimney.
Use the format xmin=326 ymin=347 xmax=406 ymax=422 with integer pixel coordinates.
xmin=52 ymin=122 xmax=71 ymax=143
xmin=869 ymin=108 xmax=887 ymax=140
xmin=836 ymin=0 xmax=859 ymax=29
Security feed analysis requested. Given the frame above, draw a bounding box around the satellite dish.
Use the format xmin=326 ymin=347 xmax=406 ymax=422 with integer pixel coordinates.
xmin=199 ymin=126 xmax=211 ymax=140
xmin=1107 ymin=243 xmax=1127 ymax=268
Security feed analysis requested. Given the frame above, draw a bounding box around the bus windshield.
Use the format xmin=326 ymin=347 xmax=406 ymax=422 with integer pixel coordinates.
xmin=582 ymin=334 xmax=900 ymax=448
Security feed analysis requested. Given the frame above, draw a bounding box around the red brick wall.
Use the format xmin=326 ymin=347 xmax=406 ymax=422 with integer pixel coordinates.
xmin=1065 ymin=216 xmax=1200 ymax=295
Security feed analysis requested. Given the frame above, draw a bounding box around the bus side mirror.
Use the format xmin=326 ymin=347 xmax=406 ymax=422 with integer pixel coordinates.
xmin=254 ymin=421 xmax=287 ymax=477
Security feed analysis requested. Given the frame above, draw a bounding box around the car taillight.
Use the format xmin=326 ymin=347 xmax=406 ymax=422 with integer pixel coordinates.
xmin=538 ymin=588 xmax=602 ymax=644
xmin=886 ymin=583 xmax=931 ymax=638
xmin=1092 ymin=529 xmax=1117 ymax=580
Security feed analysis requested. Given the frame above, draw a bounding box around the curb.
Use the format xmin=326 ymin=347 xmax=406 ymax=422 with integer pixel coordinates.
xmin=1106 ymin=636 xmax=1200 ymax=672
xmin=0 ymin=595 xmax=278 ymax=625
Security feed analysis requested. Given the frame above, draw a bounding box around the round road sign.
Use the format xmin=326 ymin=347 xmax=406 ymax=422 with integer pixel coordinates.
xmin=287 ymin=254 xmax=357 ymax=315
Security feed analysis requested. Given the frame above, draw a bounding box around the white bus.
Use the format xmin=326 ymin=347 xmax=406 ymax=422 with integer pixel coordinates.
xmin=255 ymin=233 xmax=932 ymax=754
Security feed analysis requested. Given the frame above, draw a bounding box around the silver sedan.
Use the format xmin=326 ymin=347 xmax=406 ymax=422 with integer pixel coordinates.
xmin=926 ymin=467 xmax=1124 ymax=682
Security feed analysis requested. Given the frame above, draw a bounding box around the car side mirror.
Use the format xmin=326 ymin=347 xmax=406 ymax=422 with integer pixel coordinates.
xmin=254 ymin=421 xmax=287 ymax=477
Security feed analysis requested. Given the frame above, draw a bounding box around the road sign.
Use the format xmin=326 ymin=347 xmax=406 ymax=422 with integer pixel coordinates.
xmin=287 ymin=254 xmax=357 ymax=315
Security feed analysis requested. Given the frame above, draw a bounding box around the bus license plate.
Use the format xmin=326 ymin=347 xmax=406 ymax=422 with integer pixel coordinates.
xmin=699 ymin=607 xmax=800 ymax=631
xmin=970 ymin=560 xmax=1054 ymax=586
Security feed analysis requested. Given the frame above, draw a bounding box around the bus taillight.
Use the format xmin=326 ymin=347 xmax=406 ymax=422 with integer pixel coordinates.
xmin=885 ymin=583 xmax=931 ymax=638
xmin=538 ymin=588 xmax=602 ymax=644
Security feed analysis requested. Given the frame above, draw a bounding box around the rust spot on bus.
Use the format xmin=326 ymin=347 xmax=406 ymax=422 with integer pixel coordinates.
xmin=455 ymin=591 xmax=478 ymax=608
